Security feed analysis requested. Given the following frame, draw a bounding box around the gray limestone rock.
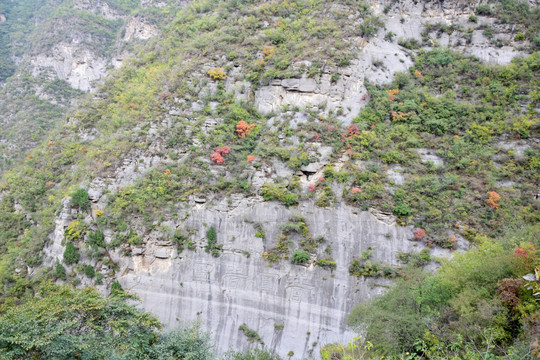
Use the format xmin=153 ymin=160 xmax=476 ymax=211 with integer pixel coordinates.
xmin=154 ymin=248 xmax=171 ymax=259
xmin=118 ymin=201 xmax=420 ymax=359
xmin=417 ymin=148 xmax=444 ymax=166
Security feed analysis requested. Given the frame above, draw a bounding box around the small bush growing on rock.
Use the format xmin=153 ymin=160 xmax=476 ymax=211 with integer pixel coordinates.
xmin=173 ymin=230 xmax=195 ymax=253
xmin=64 ymin=220 xmax=87 ymax=242
xmin=110 ymin=280 xmax=123 ymax=295
xmin=207 ymin=67 xmax=226 ymax=80
xmin=211 ymin=146 xmax=231 ymax=164
xmin=261 ymin=182 xmax=298 ymax=207
xmin=84 ymin=265 xmax=95 ymax=278
xmin=476 ymin=5 xmax=493 ymax=15
xmin=88 ymin=230 xmax=105 ymax=248
xmin=514 ymin=33 xmax=525 ymax=41
xmin=238 ymin=324 xmax=264 ymax=345
xmin=393 ymin=203 xmax=412 ymax=217
xmin=55 ymin=262 xmax=66 ymax=280
xmin=205 ymin=226 xmax=222 ymax=257
xmin=349 ymin=259 xmax=396 ymax=278
xmin=413 ymin=228 xmax=427 ymax=240
xmin=63 ymin=243 xmax=80 ymax=265
xmin=486 ymin=191 xmax=501 ymax=209
xmin=314 ymin=258 xmax=337 ymax=270
xmin=236 ymin=120 xmax=255 ymax=138
xmin=291 ymin=250 xmax=310 ymax=264
xmin=70 ymin=188 xmax=90 ymax=211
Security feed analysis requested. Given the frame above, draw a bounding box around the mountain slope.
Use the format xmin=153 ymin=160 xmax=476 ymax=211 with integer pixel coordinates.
xmin=0 ymin=0 xmax=185 ymax=173
xmin=0 ymin=0 xmax=538 ymax=358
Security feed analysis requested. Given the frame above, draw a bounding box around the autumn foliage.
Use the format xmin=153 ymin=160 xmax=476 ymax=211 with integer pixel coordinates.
xmin=347 ymin=124 xmax=359 ymax=136
xmin=413 ymin=228 xmax=427 ymax=240
xmin=497 ymin=278 xmax=524 ymax=310
xmin=514 ymin=243 xmax=538 ymax=270
xmin=236 ymin=120 xmax=256 ymax=138
xmin=386 ymin=88 xmax=399 ymax=101
xmin=486 ymin=191 xmax=501 ymax=209
xmin=211 ymin=146 xmax=231 ymax=164
xmin=262 ymin=45 xmax=275 ymax=59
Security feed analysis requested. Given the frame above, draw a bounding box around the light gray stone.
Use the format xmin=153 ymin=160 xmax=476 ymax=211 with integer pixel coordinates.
xmin=154 ymin=248 xmax=171 ymax=259
xmin=417 ymin=148 xmax=444 ymax=166
xmin=118 ymin=201 xmax=419 ymax=359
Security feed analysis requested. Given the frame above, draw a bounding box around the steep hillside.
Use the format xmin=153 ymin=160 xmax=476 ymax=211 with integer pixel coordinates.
xmin=0 ymin=0 xmax=538 ymax=359
xmin=0 ymin=0 xmax=185 ymax=173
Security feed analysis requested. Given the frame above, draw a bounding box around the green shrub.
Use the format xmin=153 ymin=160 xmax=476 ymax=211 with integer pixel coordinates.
xmin=110 ymin=280 xmax=123 ymax=295
xmin=261 ymin=182 xmax=298 ymax=207
xmin=55 ymin=262 xmax=67 ymax=280
xmin=173 ymin=230 xmax=195 ymax=253
xmin=476 ymin=5 xmax=493 ymax=15
xmin=393 ymin=203 xmax=412 ymax=217
xmin=95 ymin=273 xmax=103 ymax=285
xmin=70 ymin=188 xmax=90 ymax=211
xmin=398 ymin=37 xmax=420 ymax=50
xmin=148 ymin=325 xmax=213 ymax=359
xmin=88 ymin=230 xmax=105 ymax=247
xmin=483 ymin=27 xmax=494 ymax=38
xmin=205 ymin=226 xmax=222 ymax=257
xmin=281 ymin=217 xmax=311 ymax=238
xmin=514 ymin=32 xmax=525 ymax=41
xmin=64 ymin=220 xmax=87 ymax=242
xmin=314 ymin=258 xmax=337 ymax=270
xmin=84 ymin=265 xmax=95 ymax=278
xmin=63 ymin=243 xmax=80 ymax=265
xmin=349 ymin=259 xmax=396 ymax=278
xmin=238 ymin=324 xmax=264 ymax=345
xmin=291 ymin=250 xmax=310 ymax=264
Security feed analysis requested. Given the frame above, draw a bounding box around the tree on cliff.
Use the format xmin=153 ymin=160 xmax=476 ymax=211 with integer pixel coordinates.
xmin=0 ymin=283 xmax=214 ymax=360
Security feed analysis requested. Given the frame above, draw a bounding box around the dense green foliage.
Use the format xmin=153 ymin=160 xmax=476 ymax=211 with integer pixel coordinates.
xmin=0 ymin=284 xmax=161 ymax=359
xmin=291 ymin=250 xmax=310 ymax=264
xmin=0 ymin=0 xmax=538 ymax=357
xmin=0 ymin=284 xmax=221 ymax=359
xmin=0 ymin=0 xmax=186 ymax=172
xmin=62 ymin=242 xmax=80 ymax=265
xmin=70 ymin=188 xmax=90 ymax=211
xmin=348 ymin=226 xmax=540 ymax=358
xmin=54 ymin=262 xmax=66 ymax=281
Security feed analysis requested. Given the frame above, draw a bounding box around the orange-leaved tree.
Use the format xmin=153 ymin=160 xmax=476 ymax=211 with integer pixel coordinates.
xmin=486 ymin=191 xmax=501 ymax=209
xmin=236 ymin=120 xmax=255 ymax=139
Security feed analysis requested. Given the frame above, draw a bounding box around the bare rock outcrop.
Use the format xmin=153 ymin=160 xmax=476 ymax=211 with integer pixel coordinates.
xmin=117 ymin=201 xmax=421 ymax=359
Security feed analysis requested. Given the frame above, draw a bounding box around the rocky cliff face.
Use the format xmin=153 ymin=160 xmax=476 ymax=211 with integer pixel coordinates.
xmin=117 ymin=202 xmax=418 ymax=358
xmin=0 ymin=0 xmax=184 ymax=172
xmin=7 ymin=0 xmax=539 ymax=358
xmin=252 ymin=0 xmax=532 ymax=125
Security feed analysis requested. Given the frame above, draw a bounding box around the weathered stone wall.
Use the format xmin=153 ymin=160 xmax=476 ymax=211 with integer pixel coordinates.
xmin=116 ymin=201 xmax=421 ymax=358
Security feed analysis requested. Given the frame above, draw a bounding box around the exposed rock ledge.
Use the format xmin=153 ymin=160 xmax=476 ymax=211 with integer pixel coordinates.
xmin=116 ymin=201 xmax=422 ymax=359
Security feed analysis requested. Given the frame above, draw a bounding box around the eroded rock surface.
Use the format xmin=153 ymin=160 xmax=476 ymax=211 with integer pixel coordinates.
xmin=116 ymin=201 xmax=420 ymax=359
